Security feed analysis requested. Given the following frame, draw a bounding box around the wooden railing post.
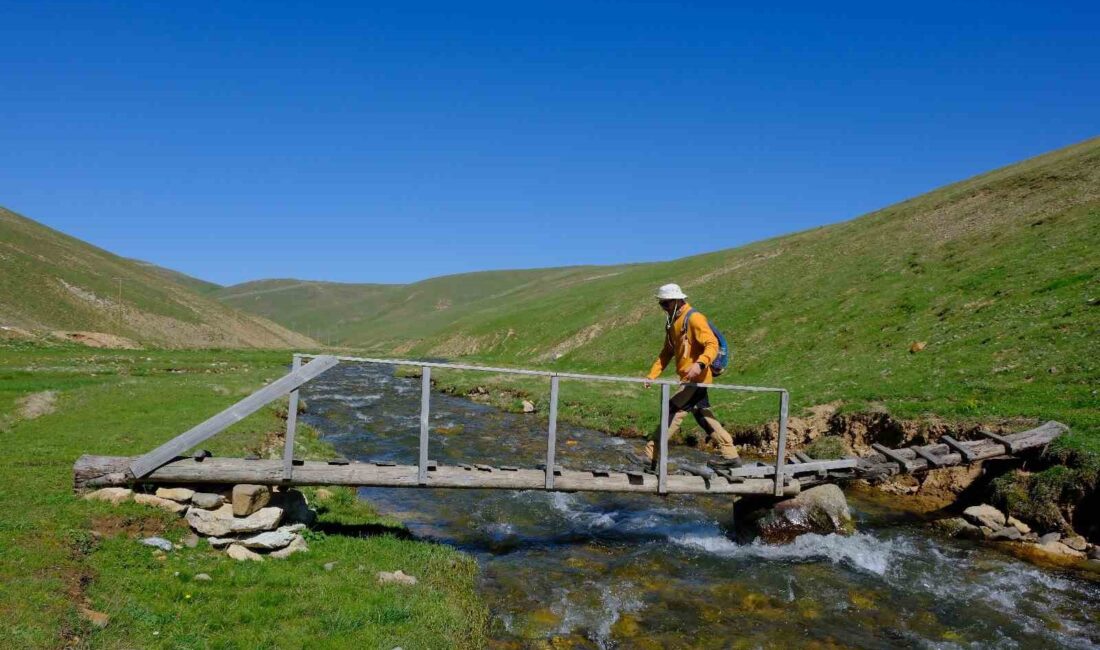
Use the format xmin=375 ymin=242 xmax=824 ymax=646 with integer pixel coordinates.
xmin=773 ymin=390 xmax=789 ymax=496
xmin=282 ymin=354 xmax=302 ymax=481
xmin=418 ymin=366 xmax=431 ymax=485
xmin=658 ymin=383 xmax=670 ymax=495
xmin=545 ymin=376 xmax=560 ymax=490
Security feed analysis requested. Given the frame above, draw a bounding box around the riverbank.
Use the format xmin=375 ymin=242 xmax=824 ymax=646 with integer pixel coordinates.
xmin=0 ymin=341 xmax=488 ymax=648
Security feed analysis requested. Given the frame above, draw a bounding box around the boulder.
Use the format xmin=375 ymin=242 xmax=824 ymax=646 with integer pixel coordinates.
xmin=232 ymin=484 xmax=271 ymax=517
xmin=273 ymin=489 xmax=316 ymax=526
xmin=989 ymin=527 xmax=1022 ymax=541
xmin=750 ymin=484 xmax=855 ymax=544
xmin=1006 ymin=516 xmax=1031 ymax=535
xmin=155 ymin=487 xmax=195 ymax=503
xmin=190 ymin=492 xmax=226 ymax=510
xmin=238 ymin=530 xmax=296 ymax=550
xmin=377 ymin=570 xmax=418 ymax=586
xmin=226 ymin=544 xmax=264 ymax=562
xmin=84 ymin=487 xmax=133 ymax=505
xmin=962 ymin=505 xmax=1006 ymax=530
xmin=932 ymin=517 xmax=983 ymax=540
xmin=1062 ymin=535 xmax=1088 ymax=552
xmin=231 ymin=507 xmax=284 ymax=534
xmin=1039 ymin=532 xmax=1061 ymax=544
xmin=270 ymin=535 xmax=309 ymax=559
xmin=134 ymin=493 xmax=187 ymax=515
xmin=186 ymin=504 xmax=283 ymax=536
xmin=1037 ymin=541 xmax=1086 ymax=559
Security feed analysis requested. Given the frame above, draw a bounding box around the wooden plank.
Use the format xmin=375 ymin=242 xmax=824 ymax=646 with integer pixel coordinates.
xmin=77 ymin=455 xmax=803 ymax=496
xmin=976 ymin=429 xmax=1016 ymax=454
xmin=128 ymin=355 xmax=339 ymax=478
xmin=793 ymin=451 xmax=814 ymax=463
xmin=545 ymin=376 xmax=559 ymax=490
xmin=774 ymin=391 xmax=790 ymax=496
xmin=658 ymin=383 xmax=670 ymax=495
xmin=871 ymin=443 xmax=914 ymax=473
xmin=724 ymin=458 xmax=856 ymax=478
xmin=940 ymin=435 xmax=977 ymax=463
xmin=910 ymin=445 xmax=946 ymax=468
xmin=282 ymin=354 xmax=302 ymax=481
xmin=418 ymin=367 xmax=432 ymax=484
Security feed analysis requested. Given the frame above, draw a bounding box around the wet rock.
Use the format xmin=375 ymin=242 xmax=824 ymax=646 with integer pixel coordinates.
xmin=1062 ymin=535 xmax=1088 ymax=552
xmin=79 ymin=607 xmax=110 ymax=629
xmin=84 ymin=487 xmax=133 ymax=505
xmin=1037 ymin=541 xmax=1086 ymax=559
xmin=191 ymin=492 xmax=226 ymax=510
xmin=227 ymin=544 xmax=264 ymax=562
xmin=932 ymin=517 xmax=983 ymax=540
xmin=232 ymin=484 xmax=271 ymax=517
xmin=378 ymin=569 xmax=417 ymax=586
xmin=134 ymin=493 xmax=188 ymax=515
xmin=1089 ymin=547 xmax=1100 ymax=561
xmin=1006 ymin=516 xmax=1031 ymax=534
xmin=155 ymin=487 xmax=194 ymax=503
xmin=272 ymin=489 xmax=316 ymax=526
xmin=140 ymin=537 xmax=174 ymax=552
xmin=194 ymin=573 xmax=212 ymax=581
xmin=751 ymin=484 xmax=855 ymax=544
xmin=1039 ymin=532 xmax=1061 ymax=544
xmin=270 ymin=535 xmax=309 ymax=559
xmin=522 ymin=400 xmax=536 ymax=413
xmin=962 ymin=504 xmax=1006 ymax=530
xmin=238 ymin=530 xmax=295 ymax=550
xmin=989 ymin=527 xmax=1022 ymax=541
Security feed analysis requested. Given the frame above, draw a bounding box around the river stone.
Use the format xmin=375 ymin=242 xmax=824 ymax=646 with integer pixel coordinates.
xmin=752 ymin=484 xmax=855 ymax=544
xmin=270 ymin=534 xmax=309 ymax=559
xmin=238 ymin=530 xmax=296 ymax=550
xmin=134 ymin=493 xmax=188 ymax=515
xmin=226 ymin=544 xmax=264 ymax=562
xmin=962 ymin=504 xmax=1006 ymax=530
xmin=932 ymin=517 xmax=983 ymax=540
xmin=1062 ymin=535 xmax=1088 ymax=552
xmin=140 ymin=536 xmax=174 ymax=552
xmin=377 ymin=570 xmax=417 ymax=586
xmin=1037 ymin=541 xmax=1086 ymax=558
xmin=84 ymin=487 xmax=133 ymax=505
xmin=989 ymin=527 xmax=1022 ymax=541
xmin=191 ymin=492 xmax=226 ymax=510
xmin=273 ymin=489 xmax=316 ymax=526
xmin=155 ymin=487 xmax=195 ymax=503
xmin=1006 ymin=516 xmax=1031 ymax=534
xmin=232 ymin=484 xmax=271 ymax=517
xmin=1039 ymin=532 xmax=1061 ymax=544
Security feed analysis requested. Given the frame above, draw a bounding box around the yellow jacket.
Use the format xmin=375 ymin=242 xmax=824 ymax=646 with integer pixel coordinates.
xmin=646 ymin=302 xmax=718 ymax=383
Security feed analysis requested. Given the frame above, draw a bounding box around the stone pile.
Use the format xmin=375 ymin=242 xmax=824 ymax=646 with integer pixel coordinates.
xmin=933 ymin=503 xmax=1097 ymax=563
xmin=85 ymin=483 xmax=318 ymax=561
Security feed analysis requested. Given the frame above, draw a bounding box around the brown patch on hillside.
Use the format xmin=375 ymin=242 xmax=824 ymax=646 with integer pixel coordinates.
xmin=18 ymin=390 xmax=57 ymax=419
xmin=51 ymin=331 xmax=142 ymax=349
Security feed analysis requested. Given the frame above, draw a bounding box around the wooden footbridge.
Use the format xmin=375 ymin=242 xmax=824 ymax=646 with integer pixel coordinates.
xmin=74 ymin=354 xmax=1067 ymax=500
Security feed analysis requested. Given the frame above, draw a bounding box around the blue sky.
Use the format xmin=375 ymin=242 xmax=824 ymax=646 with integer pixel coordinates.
xmin=1 ymin=1 xmax=1097 ymax=286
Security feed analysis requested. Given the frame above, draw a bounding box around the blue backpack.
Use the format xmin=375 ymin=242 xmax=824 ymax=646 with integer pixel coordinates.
xmin=679 ymin=308 xmax=730 ymax=376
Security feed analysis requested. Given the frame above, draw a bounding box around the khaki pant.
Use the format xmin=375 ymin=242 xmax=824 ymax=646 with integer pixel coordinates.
xmin=643 ymin=385 xmax=738 ymax=463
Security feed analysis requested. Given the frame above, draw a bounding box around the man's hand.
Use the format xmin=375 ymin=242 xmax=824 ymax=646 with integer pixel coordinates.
xmin=643 ymin=379 xmax=652 ymax=389
xmin=684 ymin=362 xmax=704 ymax=382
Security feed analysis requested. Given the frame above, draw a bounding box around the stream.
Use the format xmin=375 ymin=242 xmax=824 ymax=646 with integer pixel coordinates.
xmin=300 ymin=362 xmax=1100 ymax=649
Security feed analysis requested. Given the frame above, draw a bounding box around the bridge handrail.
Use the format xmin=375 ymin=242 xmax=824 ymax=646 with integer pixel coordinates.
xmin=295 ymin=353 xmax=792 ymax=496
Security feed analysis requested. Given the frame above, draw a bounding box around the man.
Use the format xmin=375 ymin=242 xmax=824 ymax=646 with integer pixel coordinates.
xmin=636 ymin=283 xmax=740 ymax=470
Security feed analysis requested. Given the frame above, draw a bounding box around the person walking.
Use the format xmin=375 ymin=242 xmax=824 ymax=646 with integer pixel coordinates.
xmin=635 ymin=283 xmax=741 ymax=471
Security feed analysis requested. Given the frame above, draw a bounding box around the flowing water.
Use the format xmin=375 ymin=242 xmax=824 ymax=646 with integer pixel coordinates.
xmin=301 ymin=363 xmax=1100 ymax=649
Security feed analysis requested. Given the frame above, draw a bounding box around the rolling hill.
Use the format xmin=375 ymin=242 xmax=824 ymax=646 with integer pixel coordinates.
xmin=220 ymin=137 xmax=1099 ymax=438
xmin=0 ymin=207 xmax=316 ymax=349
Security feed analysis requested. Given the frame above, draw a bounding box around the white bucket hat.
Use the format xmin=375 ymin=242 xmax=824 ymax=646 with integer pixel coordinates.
xmin=655 ymin=283 xmax=687 ymax=300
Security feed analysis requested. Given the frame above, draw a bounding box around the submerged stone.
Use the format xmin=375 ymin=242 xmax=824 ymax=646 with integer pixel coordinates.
xmin=749 ymin=484 xmax=855 ymax=544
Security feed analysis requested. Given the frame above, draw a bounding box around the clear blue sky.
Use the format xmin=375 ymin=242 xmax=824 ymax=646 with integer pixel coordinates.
xmin=2 ymin=1 xmax=1097 ymax=286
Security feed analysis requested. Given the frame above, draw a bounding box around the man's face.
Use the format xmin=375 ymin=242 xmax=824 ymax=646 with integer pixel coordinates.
xmin=658 ymin=299 xmax=676 ymax=314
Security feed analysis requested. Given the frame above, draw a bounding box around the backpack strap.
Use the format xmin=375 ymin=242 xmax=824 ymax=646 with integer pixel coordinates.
xmin=679 ymin=308 xmax=697 ymax=336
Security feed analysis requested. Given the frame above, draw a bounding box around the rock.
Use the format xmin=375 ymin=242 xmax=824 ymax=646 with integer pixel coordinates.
xmin=1037 ymin=541 xmax=1086 ymax=559
xmin=226 ymin=544 xmax=264 ymax=562
xmin=377 ymin=570 xmax=418 ymax=586
xmin=134 ymin=493 xmax=188 ymax=515
xmin=1089 ymin=547 xmax=1100 ymax=561
xmin=190 ymin=492 xmax=226 ymax=510
xmin=1039 ymin=532 xmax=1062 ymax=544
xmin=522 ymin=400 xmax=536 ymax=413
xmin=207 ymin=536 xmax=236 ymax=549
xmin=751 ymin=484 xmax=855 ymax=544
xmin=187 ymin=504 xmax=283 ymax=536
xmin=1024 ymin=532 xmax=1039 ymax=542
xmin=932 ymin=517 xmax=983 ymax=540
xmin=84 ymin=487 xmax=133 ymax=505
xmin=278 ymin=523 xmax=307 ymax=534
xmin=908 ymin=341 xmax=927 ymax=353
xmin=1062 ymin=535 xmax=1088 ymax=552
xmin=193 ymin=573 xmax=212 ymax=581
xmin=272 ymin=489 xmax=316 ymax=526
xmin=155 ymin=487 xmax=195 ymax=503
xmin=232 ymin=507 xmax=284 ymax=534
xmin=232 ymin=484 xmax=271 ymax=517
xmin=238 ymin=530 xmax=296 ymax=550
xmin=989 ymin=527 xmax=1022 ymax=541
xmin=962 ymin=504 xmax=1006 ymax=530
xmin=979 ymin=526 xmax=995 ymax=538
xmin=324 ymin=561 xmax=337 ymax=571
xmin=182 ymin=533 xmax=200 ymax=549
xmin=1006 ymin=516 xmax=1031 ymax=534
xmin=79 ymin=607 xmax=110 ymax=629
xmin=270 ymin=535 xmax=309 ymax=559
xmin=140 ymin=537 xmax=174 ymax=552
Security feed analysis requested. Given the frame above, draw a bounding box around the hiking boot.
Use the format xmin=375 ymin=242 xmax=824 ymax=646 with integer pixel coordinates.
xmin=622 ymin=449 xmax=656 ymax=472
xmin=707 ymin=457 xmax=743 ymax=470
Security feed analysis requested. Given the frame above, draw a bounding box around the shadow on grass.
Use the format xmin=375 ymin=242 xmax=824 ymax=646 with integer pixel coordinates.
xmin=314 ymin=520 xmax=416 ymax=540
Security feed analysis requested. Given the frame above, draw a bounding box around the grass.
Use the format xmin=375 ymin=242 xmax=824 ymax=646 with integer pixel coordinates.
xmin=0 ymin=340 xmax=487 ymax=649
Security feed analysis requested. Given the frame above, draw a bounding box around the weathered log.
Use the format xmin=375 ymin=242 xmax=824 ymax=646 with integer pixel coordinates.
xmin=74 ymin=455 xmax=800 ymax=497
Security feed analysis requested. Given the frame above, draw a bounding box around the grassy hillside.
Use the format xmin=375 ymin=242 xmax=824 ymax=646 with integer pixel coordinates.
xmin=0 ymin=207 xmax=316 ymax=349
xmin=225 ymin=138 xmax=1099 ymax=444
xmin=130 ymin=259 xmax=224 ymax=295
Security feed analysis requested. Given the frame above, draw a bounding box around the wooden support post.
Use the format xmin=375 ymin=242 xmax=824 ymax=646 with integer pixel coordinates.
xmin=418 ymin=367 xmax=431 ymax=485
xmin=545 ymin=376 xmax=559 ymax=490
xmin=774 ymin=390 xmax=789 ymax=496
xmin=658 ymin=383 xmax=670 ymax=495
xmin=871 ymin=443 xmax=913 ymax=473
xmin=283 ymin=354 xmax=302 ymax=481
xmin=129 ymin=355 xmax=339 ymax=478
xmin=911 ymin=445 xmax=945 ymax=468
xmin=941 ymin=435 xmax=977 ymax=463
xmin=977 ymin=429 xmax=1016 ymax=454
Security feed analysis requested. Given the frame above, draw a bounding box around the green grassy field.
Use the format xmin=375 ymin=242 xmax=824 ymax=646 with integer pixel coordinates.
xmin=0 ymin=341 xmax=487 ymax=649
